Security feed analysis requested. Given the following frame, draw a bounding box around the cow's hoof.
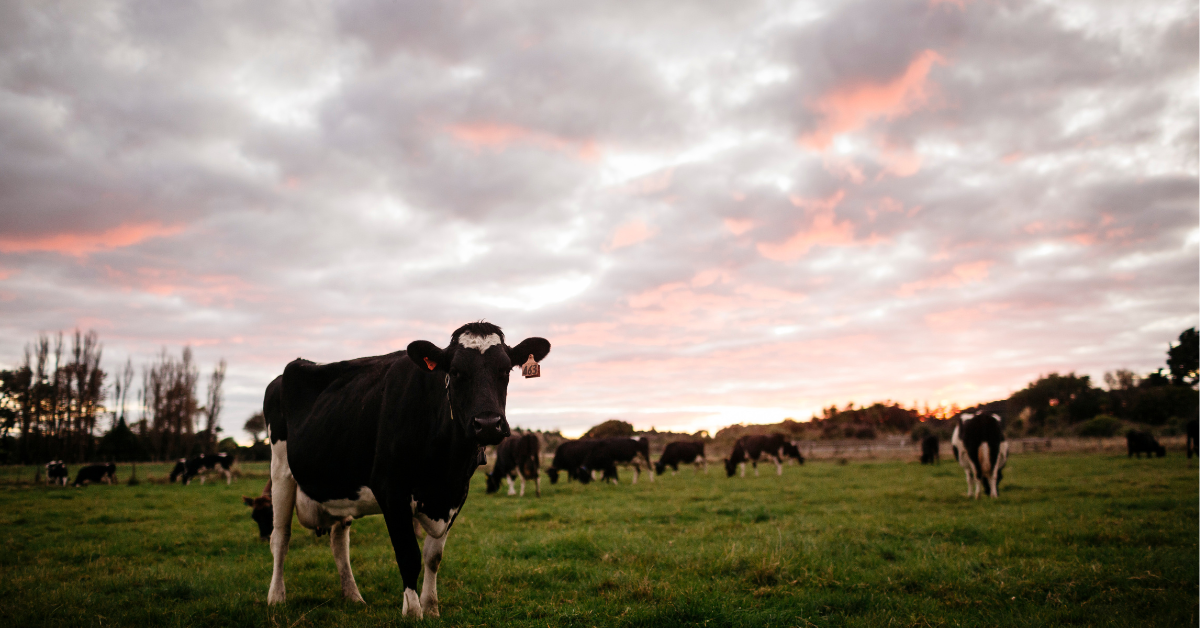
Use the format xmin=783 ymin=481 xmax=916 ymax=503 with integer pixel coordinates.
xmin=421 ymin=596 xmax=440 ymax=617
xmin=267 ymin=590 xmax=286 ymax=605
xmin=402 ymin=589 xmax=423 ymax=619
xmin=345 ymin=589 xmax=365 ymax=603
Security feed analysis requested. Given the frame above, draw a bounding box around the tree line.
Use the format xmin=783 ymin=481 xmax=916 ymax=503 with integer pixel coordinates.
xmin=0 ymin=329 xmax=227 ymax=464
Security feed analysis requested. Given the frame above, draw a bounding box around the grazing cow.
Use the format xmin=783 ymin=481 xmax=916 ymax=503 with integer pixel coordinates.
xmin=264 ymin=322 xmax=549 ymax=618
xmin=655 ymin=440 xmax=707 ymax=475
xmin=1126 ymin=430 xmax=1165 ymax=458
xmin=920 ymin=435 xmax=940 ymax=465
xmin=45 ymin=461 xmax=68 ymax=486
xmin=577 ymin=437 xmax=654 ymax=484
xmin=486 ymin=432 xmax=541 ymax=497
xmin=950 ymin=413 xmax=1008 ymax=498
xmin=170 ymin=453 xmax=235 ymax=485
xmin=723 ymin=434 xmax=803 ymax=477
xmin=546 ymin=439 xmax=602 ymax=484
xmin=244 ymin=480 xmax=274 ymax=540
xmin=73 ymin=463 xmax=116 ymax=487
xmin=1187 ymin=419 xmax=1198 ymax=459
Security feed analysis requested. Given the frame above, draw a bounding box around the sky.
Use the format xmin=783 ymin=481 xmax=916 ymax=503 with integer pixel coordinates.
xmin=0 ymin=0 xmax=1196 ymax=441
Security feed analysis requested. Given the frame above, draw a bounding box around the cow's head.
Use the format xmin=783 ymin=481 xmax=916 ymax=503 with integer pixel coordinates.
xmin=169 ymin=459 xmax=187 ymax=482
xmin=574 ymin=466 xmax=594 ymax=484
xmin=546 ymin=467 xmax=560 ymax=484
xmin=408 ymin=322 xmax=550 ymax=447
xmin=654 ymin=461 xmax=666 ymax=475
xmin=243 ymin=495 xmax=274 ymax=539
xmin=782 ymin=440 xmax=804 ymax=464
xmin=723 ymin=457 xmax=738 ymax=477
xmin=485 ymin=471 xmax=504 ymax=494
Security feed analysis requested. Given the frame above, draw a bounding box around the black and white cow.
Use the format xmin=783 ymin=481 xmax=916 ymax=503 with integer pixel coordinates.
xmin=45 ymin=460 xmax=68 ymax=486
xmin=723 ymin=434 xmax=803 ymax=477
xmin=264 ymin=322 xmax=549 ymax=618
xmin=170 ymin=453 xmax=234 ymax=485
xmin=73 ymin=463 xmax=116 ymax=487
xmin=655 ymin=440 xmax=707 ymax=475
xmin=950 ymin=413 xmax=1008 ymax=498
xmin=546 ymin=439 xmax=602 ymax=484
xmin=243 ymin=479 xmax=274 ymax=540
xmin=486 ymin=432 xmax=541 ymax=497
xmin=1125 ymin=430 xmax=1165 ymax=458
xmin=577 ymin=437 xmax=653 ymax=484
xmin=920 ymin=435 xmax=940 ymax=465
xmin=1186 ymin=419 xmax=1197 ymax=459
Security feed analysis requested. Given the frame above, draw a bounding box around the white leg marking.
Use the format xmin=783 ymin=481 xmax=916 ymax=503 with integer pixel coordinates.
xmin=331 ymin=519 xmax=364 ymax=602
xmin=632 ymin=465 xmax=638 ymax=485
xmin=739 ymin=462 xmax=746 ymax=478
xmin=402 ymin=587 xmax=423 ymax=618
xmin=518 ymin=475 xmax=526 ymax=497
xmin=774 ymin=455 xmax=783 ymax=476
xmin=420 ymin=531 xmax=447 ymax=617
xmin=268 ymin=440 xmax=296 ymax=605
xmin=535 ymin=475 xmax=541 ymax=497
xmin=506 ymin=476 xmax=516 ymax=496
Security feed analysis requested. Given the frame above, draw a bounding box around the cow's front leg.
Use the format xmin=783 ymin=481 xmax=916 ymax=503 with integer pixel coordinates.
xmin=506 ymin=476 xmax=517 ymax=496
xmin=420 ymin=531 xmax=447 ymax=617
xmin=381 ymin=509 xmax=423 ymax=618
xmin=753 ymin=461 xmax=760 ymax=477
xmin=739 ymin=462 xmax=746 ymax=478
xmin=535 ymin=475 xmax=541 ymax=497
xmin=330 ymin=518 xmax=365 ymax=602
xmin=632 ymin=464 xmax=639 ymax=484
xmin=268 ymin=463 xmax=296 ymax=603
xmin=774 ymin=455 xmax=783 ymax=476
xmin=518 ymin=475 xmax=526 ymax=497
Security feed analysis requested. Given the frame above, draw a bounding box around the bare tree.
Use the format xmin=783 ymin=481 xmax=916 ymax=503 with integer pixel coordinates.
xmin=202 ymin=360 xmax=226 ymax=454
xmin=143 ymin=346 xmax=199 ymax=460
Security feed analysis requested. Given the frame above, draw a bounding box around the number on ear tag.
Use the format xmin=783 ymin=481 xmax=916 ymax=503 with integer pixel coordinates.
xmin=521 ymin=354 xmax=540 ymax=378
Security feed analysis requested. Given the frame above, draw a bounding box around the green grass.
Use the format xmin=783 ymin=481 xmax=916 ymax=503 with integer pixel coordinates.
xmin=0 ymin=454 xmax=1195 ymax=627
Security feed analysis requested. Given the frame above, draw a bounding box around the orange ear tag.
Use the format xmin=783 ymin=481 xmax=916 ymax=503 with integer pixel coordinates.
xmin=521 ymin=354 xmax=540 ymax=378
xmin=423 ymin=357 xmax=437 ymax=371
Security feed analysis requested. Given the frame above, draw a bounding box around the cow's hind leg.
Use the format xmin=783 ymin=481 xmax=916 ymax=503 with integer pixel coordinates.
xmin=506 ymin=475 xmax=517 ymax=496
xmin=268 ymin=442 xmax=297 ymax=604
xmin=420 ymin=531 xmax=447 ymax=617
xmin=330 ymin=518 xmax=364 ymax=602
xmin=518 ymin=475 xmax=526 ymax=497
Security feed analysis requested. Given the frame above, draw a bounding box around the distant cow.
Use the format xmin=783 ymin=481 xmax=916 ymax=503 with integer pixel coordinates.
xmin=920 ymin=435 xmax=940 ymax=465
xmin=486 ymin=432 xmax=541 ymax=497
xmin=655 ymin=441 xmax=707 ymax=475
xmin=170 ymin=453 xmax=234 ymax=485
xmin=724 ymin=434 xmax=803 ymax=477
xmin=578 ymin=437 xmax=653 ymax=484
xmin=1187 ymin=420 xmax=1198 ymax=459
xmin=546 ymin=440 xmax=601 ymax=484
xmin=1126 ymin=430 xmax=1165 ymax=459
xmin=950 ymin=413 xmax=1008 ymax=498
xmin=73 ymin=463 xmax=116 ymax=487
xmin=243 ymin=480 xmax=274 ymax=540
xmin=45 ymin=461 xmax=68 ymax=486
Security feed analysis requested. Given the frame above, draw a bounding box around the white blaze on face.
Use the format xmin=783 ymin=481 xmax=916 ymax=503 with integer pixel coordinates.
xmin=458 ymin=333 xmax=502 ymax=354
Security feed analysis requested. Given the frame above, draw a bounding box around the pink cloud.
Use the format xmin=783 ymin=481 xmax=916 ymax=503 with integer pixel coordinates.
xmin=607 ymin=219 xmax=656 ymax=250
xmin=0 ymin=222 xmax=185 ymax=257
xmin=801 ymin=50 xmax=947 ymax=151
xmin=897 ymin=260 xmax=994 ymax=297
xmin=757 ymin=190 xmax=858 ymax=261
xmin=723 ymin=218 xmax=754 ymax=235
xmin=446 ymin=123 xmax=601 ymax=161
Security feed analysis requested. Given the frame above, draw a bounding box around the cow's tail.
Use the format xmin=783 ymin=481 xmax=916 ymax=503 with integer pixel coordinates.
xmin=978 ymin=442 xmax=992 ymax=478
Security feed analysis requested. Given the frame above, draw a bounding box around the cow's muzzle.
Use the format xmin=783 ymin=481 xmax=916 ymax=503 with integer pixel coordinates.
xmin=473 ymin=413 xmax=510 ymax=445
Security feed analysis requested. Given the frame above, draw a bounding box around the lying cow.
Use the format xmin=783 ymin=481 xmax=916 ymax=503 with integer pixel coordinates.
xmin=950 ymin=413 xmax=1008 ymax=498
xmin=486 ymin=432 xmax=541 ymax=497
xmin=546 ymin=439 xmax=600 ymax=484
xmin=45 ymin=460 xmax=68 ymax=486
xmin=577 ymin=437 xmax=653 ymax=484
xmin=264 ymin=321 xmax=549 ymax=618
xmin=73 ymin=463 xmax=116 ymax=487
xmin=244 ymin=480 xmax=274 ymax=540
xmin=920 ymin=435 xmax=939 ymax=465
xmin=170 ymin=453 xmax=235 ymax=485
xmin=1187 ymin=419 xmax=1197 ymax=459
xmin=1126 ymin=430 xmax=1165 ymax=458
xmin=655 ymin=440 xmax=707 ymax=475
xmin=723 ymin=434 xmax=803 ymax=477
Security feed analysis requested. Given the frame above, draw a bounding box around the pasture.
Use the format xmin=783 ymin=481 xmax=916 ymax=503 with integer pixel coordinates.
xmin=0 ymin=453 xmax=1195 ymax=627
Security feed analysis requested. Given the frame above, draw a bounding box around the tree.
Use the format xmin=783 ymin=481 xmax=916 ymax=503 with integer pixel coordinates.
xmin=143 ymin=346 xmax=199 ymax=460
xmin=582 ymin=419 xmax=634 ymax=439
xmin=244 ymin=411 xmax=267 ymax=444
xmin=1167 ymin=327 xmax=1198 ymax=387
xmin=201 ymin=360 xmax=226 ymax=454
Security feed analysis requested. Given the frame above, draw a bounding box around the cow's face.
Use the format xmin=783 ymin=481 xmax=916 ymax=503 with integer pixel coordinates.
xmin=546 ymin=468 xmax=560 ymax=484
xmin=485 ymin=472 xmax=503 ymax=494
xmin=408 ymin=324 xmax=551 ymax=447
xmin=243 ymin=496 xmax=273 ymax=539
xmin=723 ymin=457 xmax=737 ymax=477
xmin=782 ymin=441 xmax=803 ymax=463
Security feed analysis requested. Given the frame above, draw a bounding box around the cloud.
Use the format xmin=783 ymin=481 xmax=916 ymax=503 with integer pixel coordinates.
xmin=0 ymin=222 xmax=185 ymax=257
xmin=607 ymin=219 xmax=657 ymax=250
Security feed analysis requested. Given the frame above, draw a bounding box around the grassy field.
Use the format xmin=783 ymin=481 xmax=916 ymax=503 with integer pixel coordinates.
xmin=0 ymin=453 xmax=1195 ymax=628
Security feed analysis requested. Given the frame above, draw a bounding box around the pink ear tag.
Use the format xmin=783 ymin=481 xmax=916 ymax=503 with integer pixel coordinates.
xmin=521 ymin=354 xmax=540 ymax=378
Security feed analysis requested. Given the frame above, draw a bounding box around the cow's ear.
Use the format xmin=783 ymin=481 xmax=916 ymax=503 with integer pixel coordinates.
xmin=407 ymin=341 xmax=447 ymax=371
xmin=243 ymin=496 xmax=255 ymax=506
xmin=507 ymin=337 xmax=551 ymax=367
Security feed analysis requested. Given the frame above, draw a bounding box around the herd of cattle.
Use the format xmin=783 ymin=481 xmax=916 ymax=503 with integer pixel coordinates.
xmin=37 ymin=323 xmax=1200 ymax=620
